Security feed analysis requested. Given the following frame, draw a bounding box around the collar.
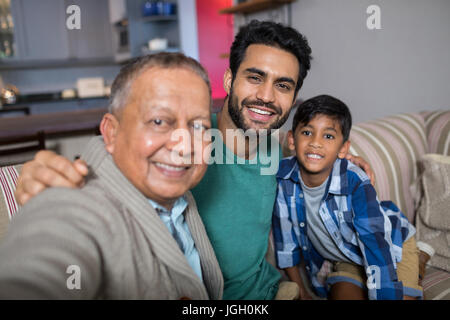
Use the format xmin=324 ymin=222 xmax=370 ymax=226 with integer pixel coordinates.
xmin=148 ymin=196 xmax=188 ymax=220
xmin=277 ymin=156 xmax=350 ymax=195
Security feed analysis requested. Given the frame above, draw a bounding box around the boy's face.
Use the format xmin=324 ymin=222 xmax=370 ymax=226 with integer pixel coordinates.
xmin=103 ymin=67 xmax=212 ymax=209
xmin=288 ymin=114 xmax=350 ymax=185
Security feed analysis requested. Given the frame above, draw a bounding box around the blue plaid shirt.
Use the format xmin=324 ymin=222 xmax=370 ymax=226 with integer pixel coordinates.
xmin=272 ymin=156 xmax=418 ymax=300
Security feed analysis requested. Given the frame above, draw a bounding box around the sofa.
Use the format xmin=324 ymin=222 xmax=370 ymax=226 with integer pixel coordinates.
xmin=344 ymin=109 xmax=450 ymax=300
xmin=1 ymin=110 xmax=449 ymax=300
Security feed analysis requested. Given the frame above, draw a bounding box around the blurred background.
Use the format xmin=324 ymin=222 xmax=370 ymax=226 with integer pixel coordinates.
xmin=0 ymin=0 xmax=448 ymax=164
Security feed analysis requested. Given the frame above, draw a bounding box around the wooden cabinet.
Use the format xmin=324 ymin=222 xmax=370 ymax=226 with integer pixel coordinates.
xmin=219 ymin=0 xmax=296 ymax=15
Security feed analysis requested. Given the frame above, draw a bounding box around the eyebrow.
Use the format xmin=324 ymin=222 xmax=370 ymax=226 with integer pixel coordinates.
xmin=191 ymin=115 xmax=211 ymax=122
xmin=145 ymin=105 xmax=211 ymax=122
xmin=302 ymin=124 xmax=338 ymax=133
xmin=244 ymin=68 xmax=296 ymax=86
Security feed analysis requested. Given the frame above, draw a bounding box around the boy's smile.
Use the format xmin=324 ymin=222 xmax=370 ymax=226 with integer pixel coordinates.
xmin=288 ymin=114 xmax=350 ymax=187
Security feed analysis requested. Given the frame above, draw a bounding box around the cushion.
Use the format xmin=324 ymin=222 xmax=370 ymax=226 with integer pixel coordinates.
xmin=0 ymin=165 xmax=21 ymax=241
xmin=349 ymin=113 xmax=427 ymax=222
xmin=423 ymin=266 xmax=450 ymax=300
xmin=415 ymin=154 xmax=450 ymax=273
xmin=422 ymin=110 xmax=450 ymax=156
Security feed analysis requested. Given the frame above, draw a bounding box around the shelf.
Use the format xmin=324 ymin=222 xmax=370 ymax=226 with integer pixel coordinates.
xmin=0 ymin=58 xmax=118 ymax=71
xmin=2 ymin=92 xmax=110 ymax=107
xmin=141 ymin=15 xmax=177 ymax=23
xmin=141 ymin=47 xmax=180 ymax=55
xmin=219 ymin=0 xmax=295 ymax=14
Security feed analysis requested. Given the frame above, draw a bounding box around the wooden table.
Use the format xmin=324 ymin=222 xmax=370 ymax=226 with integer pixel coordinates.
xmin=0 ymin=108 xmax=107 ymax=139
xmin=0 ymin=97 xmax=226 ymax=139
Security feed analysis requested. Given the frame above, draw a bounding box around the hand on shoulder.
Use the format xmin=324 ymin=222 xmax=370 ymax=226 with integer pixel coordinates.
xmin=14 ymin=150 xmax=89 ymax=206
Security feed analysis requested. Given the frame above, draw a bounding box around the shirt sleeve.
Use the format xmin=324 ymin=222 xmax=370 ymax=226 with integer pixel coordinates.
xmin=0 ymin=189 xmax=105 ymax=299
xmin=272 ymin=182 xmax=301 ymax=269
xmin=351 ymin=180 xmax=404 ymax=300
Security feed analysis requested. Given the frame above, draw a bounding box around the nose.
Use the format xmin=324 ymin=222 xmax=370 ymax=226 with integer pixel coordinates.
xmin=166 ymin=125 xmax=194 ymax=164
xmin=309 ymin=134 xmax=323 ymax=149
xmin=255 ymin=81 xmax=275 ymax=104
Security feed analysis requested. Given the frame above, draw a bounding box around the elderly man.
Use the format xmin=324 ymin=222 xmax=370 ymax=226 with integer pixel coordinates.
xmin=0 ymin=53 xmax=223 ymax=299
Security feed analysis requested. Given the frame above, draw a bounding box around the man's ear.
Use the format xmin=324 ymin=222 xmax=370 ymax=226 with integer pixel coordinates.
xmin=100 ymin=113 xmax=120 ymax=154
xmin=223 ymin=68 xmax=232 ymax=94
xmin=287 ymin=130 xmax=296 ymax=152
xmin=338 ymin=140 xmax=351 ymax=159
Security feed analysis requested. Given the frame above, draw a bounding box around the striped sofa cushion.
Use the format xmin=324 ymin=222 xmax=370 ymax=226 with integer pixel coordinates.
xmin=422 ymin=110 xmax=450 ymax=155
xmin=0 ymin=165 xmax=21 ymax=241
xmin=422 ymin=267 xmax=450 ymax=300
xmin=349 ymin=113 xmax=427 ymax=223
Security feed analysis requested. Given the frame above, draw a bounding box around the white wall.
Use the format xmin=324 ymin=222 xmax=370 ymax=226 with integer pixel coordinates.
xmin=178 ymin=0 xmax=199 ymax=60
xmin=243 ymin=0 xmax=450 ymax=123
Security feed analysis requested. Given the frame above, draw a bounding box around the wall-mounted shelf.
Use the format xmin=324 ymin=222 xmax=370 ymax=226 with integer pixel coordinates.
xmin=141 ymin=15 xmax=177 ymax=23
xmin=219 ymin=0 xmax=295 ymax=14
xmin=0 ymin=58 xmax=117 ymax=71
xmin=141 ymin=47 xmax=180 ymax=56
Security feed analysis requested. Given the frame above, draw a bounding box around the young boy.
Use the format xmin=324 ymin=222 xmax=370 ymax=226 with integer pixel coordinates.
xmin=272 ymin=95 xmax=423 ymax=300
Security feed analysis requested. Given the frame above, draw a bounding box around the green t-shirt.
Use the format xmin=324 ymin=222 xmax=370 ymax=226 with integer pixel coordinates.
xmin=191 ymin=114 xmax=281 ymax=300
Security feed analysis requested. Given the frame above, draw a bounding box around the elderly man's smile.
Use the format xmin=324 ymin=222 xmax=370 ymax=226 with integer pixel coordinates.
xmin=154 ymin=161 xmax=191 ymax=178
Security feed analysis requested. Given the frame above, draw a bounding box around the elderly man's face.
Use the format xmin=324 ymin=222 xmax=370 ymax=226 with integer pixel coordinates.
xmin=104 ymin=67 xmax=211 ymax=209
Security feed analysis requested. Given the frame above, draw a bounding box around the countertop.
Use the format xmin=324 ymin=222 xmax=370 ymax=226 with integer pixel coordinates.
xmin=0 ymin=98 xmax=225 ymax=139
xmin=0 ymin=107 xmax=107 ymax=139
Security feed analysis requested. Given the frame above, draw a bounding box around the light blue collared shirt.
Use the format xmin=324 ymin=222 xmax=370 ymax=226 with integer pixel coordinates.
xmin=148 ymin=197 xmax=203 ymax=281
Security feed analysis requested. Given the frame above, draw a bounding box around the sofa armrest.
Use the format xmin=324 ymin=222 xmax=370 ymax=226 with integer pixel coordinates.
xmin=0 ymin=165 xmax=22 ymax=242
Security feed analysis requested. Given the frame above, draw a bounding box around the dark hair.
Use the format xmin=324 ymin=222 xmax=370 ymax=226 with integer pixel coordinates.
xmin=292 ymin=95 xmax=352 ymax=142
xmin=229 ymin=20 xmax=312 ymax=97
xmin=109 ymin=52 xmax=211 ymax=115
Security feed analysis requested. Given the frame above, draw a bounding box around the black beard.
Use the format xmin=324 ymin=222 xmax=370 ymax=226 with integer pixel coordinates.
xmin=227 ymin=86 xmax=290 ymax=132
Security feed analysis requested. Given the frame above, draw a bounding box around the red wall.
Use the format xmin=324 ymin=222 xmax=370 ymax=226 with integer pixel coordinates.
xmin=196 ymin=0 xmax=234 ymax=99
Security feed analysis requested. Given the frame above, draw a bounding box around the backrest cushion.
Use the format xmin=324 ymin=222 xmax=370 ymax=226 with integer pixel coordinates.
xmin=422 ymin=110 xmax=450 ymax=155
xmin=349 ymin=113 xmax=427 ymax=222
xmin=0 ymin=165 xmax=21 ymax=241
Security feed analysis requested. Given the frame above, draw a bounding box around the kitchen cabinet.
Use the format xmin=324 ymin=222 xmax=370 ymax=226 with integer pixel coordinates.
xmin=11 ymin=0 xmax=70 ymax=60
xmin=8 ymin=0 xmax=114 ymax=62
xmin=108 ymin=0 xmax=199 ymax=63
xmin=125 ymin=0 xmax=180 ymax=59
xmin=65 ymin=0 xmax=114 ymax=60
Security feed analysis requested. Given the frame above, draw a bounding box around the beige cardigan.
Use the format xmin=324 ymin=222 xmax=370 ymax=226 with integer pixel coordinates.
xmin=0 ymin=137 xmax=223 ymax=299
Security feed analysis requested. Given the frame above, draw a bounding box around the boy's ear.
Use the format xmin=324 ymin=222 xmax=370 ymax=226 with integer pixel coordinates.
xmin=287 ymin=130 xmax=296 ymax=152
xmin=338 ymin=140 xmax=351 ymax=159
xmin=223 ymin=68 xmax=232 ymax=94
xmin=100 ymin=113 xmax=120 ymax=154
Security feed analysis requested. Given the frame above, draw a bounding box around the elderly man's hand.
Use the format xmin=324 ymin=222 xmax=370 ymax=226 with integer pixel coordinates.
xmin=14 ymin=150 xmax=89 ymax=206
xmin=345 ymin=153 xmax=376 ymax=186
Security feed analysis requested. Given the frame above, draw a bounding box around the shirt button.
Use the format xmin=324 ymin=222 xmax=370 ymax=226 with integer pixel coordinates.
xmin=303 ymin=246 xmax=308 ymax=251
xmin=306 ymin=266 xmax=310 ymax=271
xmin=299 ymin=193 xmax=304 ymax=198
xmin=299 ymin=222 xmax=305 ymax=228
